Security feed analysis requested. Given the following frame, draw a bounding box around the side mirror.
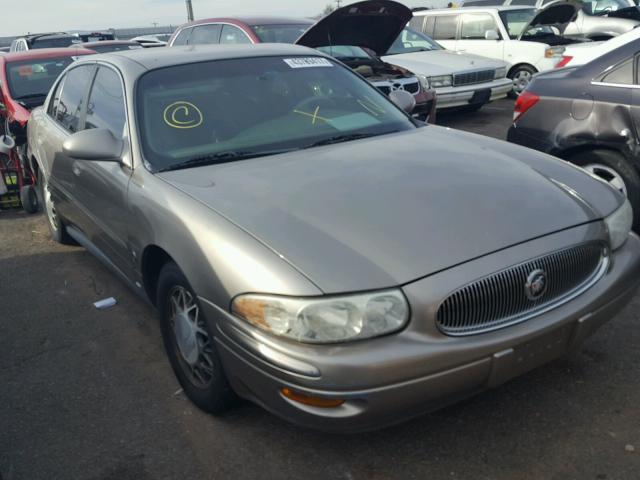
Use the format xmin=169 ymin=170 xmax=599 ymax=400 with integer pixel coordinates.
xmin=485 ymin=29 xmax=500 ymax=40
xmin=389 ymin=90 xmax=416 ymax=114
xmin=63 ymin=128 xmax=124 ymax=161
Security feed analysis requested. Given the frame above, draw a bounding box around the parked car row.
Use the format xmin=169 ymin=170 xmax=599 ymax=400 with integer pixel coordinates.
xmin=2 ymin=0 xmax=640 ymax=433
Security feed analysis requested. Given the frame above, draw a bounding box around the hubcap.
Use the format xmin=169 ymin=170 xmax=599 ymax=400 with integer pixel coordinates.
xmin=43 ymin=176 xmax=58 ymax=232
xmin=168 ymin=286 xmax=214 ymax=387
xmin=582 ymin=163 xmax=628 ymax=196
xmin=512 ymin=70 xmax=532 ymax=94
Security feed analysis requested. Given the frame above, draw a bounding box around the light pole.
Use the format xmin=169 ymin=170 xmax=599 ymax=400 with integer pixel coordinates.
xmin=185 ymin=0 xmax=194 ymax=21
xmin=335 ymin=0 xmax=342 ymax=7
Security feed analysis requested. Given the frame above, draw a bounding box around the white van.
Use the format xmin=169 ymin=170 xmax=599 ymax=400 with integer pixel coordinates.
xmin=411 ymin=4 xmax=584 ymax=95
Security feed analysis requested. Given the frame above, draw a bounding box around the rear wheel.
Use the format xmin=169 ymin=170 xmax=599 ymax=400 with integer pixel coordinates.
xmin=508 ymin=65 xmax=536 ymax=98
xmin=569 ymin=149 xmax=640 ymax=230
xmin=157 ymin=261 xmax=237 ymax=414
xmin=20 ymin=185 xmax=38 ymax=214
xmin=39 ymin=171 xmax=74 ymax=244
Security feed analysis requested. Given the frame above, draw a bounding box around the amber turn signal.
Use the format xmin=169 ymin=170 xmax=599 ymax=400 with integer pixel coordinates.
xmin=281 ymin=388 xmax=345 ymax=408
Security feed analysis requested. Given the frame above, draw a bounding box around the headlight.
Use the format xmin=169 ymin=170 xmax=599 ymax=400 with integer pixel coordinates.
xmin=494 ymin=66 xmax=507 ymax=79
xmin=605 ymin=199 xmax=633 ymax=250
xmin=231 ymin=289 xmax=409 ymax=344
xmin=427 ymin=75 xmax=452 ymax=88
xmin=418 ymin=74 xmax=430 ymax=90
xmin=545 ymin=46 xmax=565 ymax=58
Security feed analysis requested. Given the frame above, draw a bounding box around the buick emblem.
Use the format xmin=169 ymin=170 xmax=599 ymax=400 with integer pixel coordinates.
xmin=525 ymin=269 xmax=548 ymax=300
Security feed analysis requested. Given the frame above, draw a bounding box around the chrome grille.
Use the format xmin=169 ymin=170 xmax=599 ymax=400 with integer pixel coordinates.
xmin=453 ymin=70 xmax=495 ymax=87
xmin=436 ymin=243 xmax=607 ymax=336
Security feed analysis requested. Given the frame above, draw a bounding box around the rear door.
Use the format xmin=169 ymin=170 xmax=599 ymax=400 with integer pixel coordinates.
xmin=457 ymin=13 xmax=505 ymax=59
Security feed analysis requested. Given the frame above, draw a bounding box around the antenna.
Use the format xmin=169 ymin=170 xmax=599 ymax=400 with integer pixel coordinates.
xmin=335 ymin=0 xmax=343 ymax=7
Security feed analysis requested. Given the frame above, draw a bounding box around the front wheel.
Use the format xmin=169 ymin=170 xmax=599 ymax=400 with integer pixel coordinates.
xmin=157 ymin=261 xmax=237 ymax=414
xmin=570 ymin=149 xmax=640 ymax=230
xmin=508 ymin=65 xmax=536 ymax=98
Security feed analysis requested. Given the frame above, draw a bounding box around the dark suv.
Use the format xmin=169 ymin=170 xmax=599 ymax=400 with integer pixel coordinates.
xmin=10 ymin=33 xmax=81 ymax=52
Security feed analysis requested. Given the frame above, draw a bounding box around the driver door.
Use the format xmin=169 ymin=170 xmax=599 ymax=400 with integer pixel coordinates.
xmin=457 ymin=13 xmax=505 ymax=61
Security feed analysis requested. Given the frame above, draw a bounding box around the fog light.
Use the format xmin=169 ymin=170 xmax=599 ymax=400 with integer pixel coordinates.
xmin=281 ymin=388 xmax=345 ymax=408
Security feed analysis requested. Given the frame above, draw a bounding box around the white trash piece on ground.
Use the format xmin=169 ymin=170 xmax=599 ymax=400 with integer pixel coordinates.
xmin=94 ymin=297 xmax=117 ymax=310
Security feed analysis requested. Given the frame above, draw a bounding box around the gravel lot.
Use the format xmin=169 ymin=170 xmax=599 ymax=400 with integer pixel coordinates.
xmin=1 ymin=98 xmax=639 ymax=480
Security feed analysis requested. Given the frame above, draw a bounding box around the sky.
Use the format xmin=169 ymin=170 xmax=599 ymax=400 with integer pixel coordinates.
xmin=4 ymin=0 xmax=444 ymax=37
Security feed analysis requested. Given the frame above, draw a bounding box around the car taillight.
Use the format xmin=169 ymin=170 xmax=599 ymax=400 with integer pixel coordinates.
xmin=513 ymin=91 xmax=540 ymax=123
xmin=555 ymin=56 xmax=573 ymax=68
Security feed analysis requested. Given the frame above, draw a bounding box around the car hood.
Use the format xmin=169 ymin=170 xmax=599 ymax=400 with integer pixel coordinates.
xmin=517 ymin=2 xmax=579 ymax=40
xmin=381 ymin=50 xmax=505 ymax=76
xmin=158 ymin=127 xmax=620 ymax=294
xmin=296 ymin=0 xmax=412 ymax=56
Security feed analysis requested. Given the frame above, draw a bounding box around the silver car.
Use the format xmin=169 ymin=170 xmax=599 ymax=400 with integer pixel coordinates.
xmin=27 ymin=44 xmax=640 ymax=432
xmin=463 ymin=0 xmax=639 ymax=39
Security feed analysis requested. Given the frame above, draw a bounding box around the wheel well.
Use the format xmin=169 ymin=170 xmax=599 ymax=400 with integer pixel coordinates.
xmin=557 ymin=145 xmax=625 ymax=163
xmin=507 ymin=63 xmax=537 ymax=78
xmin=141 ymin=245 xmax=174 ymax=306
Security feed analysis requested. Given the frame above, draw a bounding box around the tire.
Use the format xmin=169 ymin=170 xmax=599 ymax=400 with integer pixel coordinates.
xmin=157 ymin=261 xmax=237 ymax=414
xmin=569 ymin=149 xmax=640 ymax=230
xmin=508 ymin=65 xmax=536 ymax=98
xmin=38 ymin=171 xmax=74 ymax=244
xmin=20 ymin=185 xmax=38 ymax=214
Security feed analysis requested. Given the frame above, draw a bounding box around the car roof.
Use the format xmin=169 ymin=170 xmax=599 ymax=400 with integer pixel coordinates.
xmin=0 ymin=48 xmax=95 ymax=63
xmin=23 ymin=32 xmax=77 ymax=41
xmin=76 ymin=43 xmax=324 ymax=73
xmin=415 ymin=5 xmax=533 ymax=13
xmin=75 ymin=40 xmax=139 ymax=47
xmin=180 ymin=16 xmax=314 ymax=28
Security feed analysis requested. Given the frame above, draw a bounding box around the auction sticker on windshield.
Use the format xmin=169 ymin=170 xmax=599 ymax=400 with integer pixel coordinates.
xmin=283 ymin=58 xmax=333 ymax=68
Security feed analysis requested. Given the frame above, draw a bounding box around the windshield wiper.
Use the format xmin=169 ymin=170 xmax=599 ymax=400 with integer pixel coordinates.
xmin=303 ymin=131 xmax=397 ymax=149
xmin=157 ymin=149 xmax=294 ymax=172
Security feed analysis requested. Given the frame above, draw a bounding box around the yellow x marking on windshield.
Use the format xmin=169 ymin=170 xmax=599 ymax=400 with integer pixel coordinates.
xmin=293 ymin=107 xmax=329 ymax=124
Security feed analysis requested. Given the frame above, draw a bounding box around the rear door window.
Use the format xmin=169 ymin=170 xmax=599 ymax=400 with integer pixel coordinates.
xmin=85 ymin=66 xmax=126 ymax=138
xmin=55 ymin=65 xmax=95 ymax=132
xmin=433 ymin=15 xmax=459 ymax=40
xmin=219 ymin=25 xmax=252 ymax=44
xmin=189 ymin=24 xmax=222 ymax=45
xmin=601 ymin=59 xmax=633 ymax=85
xmin=511 ymin=0 xmax=537 ymax=5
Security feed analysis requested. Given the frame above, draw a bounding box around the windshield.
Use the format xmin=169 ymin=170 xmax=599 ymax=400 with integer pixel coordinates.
xmin=136 ymin=56 xmax=414 ymax=171
xmin=316 ymin=45 xmax=372 ymax=59
xmin=582 ymin=0 xmax=635 ymax=14
xmin=31 ymin=37 xmax=79 ymax=49
xmin=6 ymin=57 xmax=75 ymax=103
xmin=498 ymin=8 xmax=537 ymax=38
xmin=250 ymin=24 xmax=311 ymax=43
xmin=387 ymin=28 xmax=443 ymax=55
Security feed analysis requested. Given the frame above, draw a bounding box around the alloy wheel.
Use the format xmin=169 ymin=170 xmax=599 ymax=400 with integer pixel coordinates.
xmin=43 ymin=176 xmax=59 ymax=232
xmin=512 ymin=70 xmax=532 ymax=95
xmin=582 ymin=163 xmax=628 ymax=196
xmin=168 ymin=286 xmax=215 ymax=388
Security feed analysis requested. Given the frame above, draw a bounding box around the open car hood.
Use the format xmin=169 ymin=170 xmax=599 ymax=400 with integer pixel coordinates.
xmin=517 ymin=2 xmax=580 ymax=40
xmin=296 ymin=0 xmax=412 ymax=56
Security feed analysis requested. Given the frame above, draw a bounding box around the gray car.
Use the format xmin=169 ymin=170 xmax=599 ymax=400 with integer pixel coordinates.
xmin=27 ymin=44 xmax=640 ymax=432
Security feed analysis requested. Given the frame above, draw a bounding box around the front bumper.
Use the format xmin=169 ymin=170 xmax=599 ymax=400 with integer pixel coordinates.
xmin=202 ymin=225 xmax=640 ymax=433
xmin=436 ymin=78 xmax=512 ymax=109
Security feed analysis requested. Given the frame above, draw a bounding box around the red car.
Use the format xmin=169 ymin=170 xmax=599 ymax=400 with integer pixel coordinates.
xmin=0 ymin=48 xmax=94 ymax=212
